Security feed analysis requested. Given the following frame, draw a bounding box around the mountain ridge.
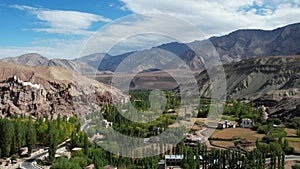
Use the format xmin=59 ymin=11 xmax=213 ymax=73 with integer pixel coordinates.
xmin=2 ymin=22 xmax=300 ymax=73
xmin=1 ymin=53 xmax=98 ymax=74
xmin=89 ymin=22 xmax=300 ymax=71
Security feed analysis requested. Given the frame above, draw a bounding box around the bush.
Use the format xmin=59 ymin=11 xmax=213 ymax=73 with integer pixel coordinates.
xmin=291 ymin=117 xmax=300 ymax=129
xmin=51 ymin=157 xmax=82 ymax=169
xmin=69 ymin=156 xmax=88 ymax=168
xmin=195 ymin=121 xmax=204 ymax=126
xmin=209 ymin=137 xmax=233 ymax=141
xmin=267 ymin=118 xmax=282 ymax=125
xmin=11 ymin=155 xmax=18 ymax=160
xmin=257 ymin=142 xmax=270 ymax=154
xmin=297 ymin=130 xmax=300 ymax=137
xmin=292 ymin=163 xmax=300 ymax=169
xmin=232 ymin=136 xmax=242 ymax=140
xmin=257 ymin=125 xmax=269 ymax=134
xmin=271 ymin=128 xmax=287 ymax=138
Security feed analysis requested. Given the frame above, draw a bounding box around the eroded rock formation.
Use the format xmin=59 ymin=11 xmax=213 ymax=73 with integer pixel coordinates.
xmin=0 ymin=62 xmax=129 ymax=119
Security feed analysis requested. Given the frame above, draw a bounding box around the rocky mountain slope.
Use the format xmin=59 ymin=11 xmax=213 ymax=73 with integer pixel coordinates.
xmin=196 ymin=55 xmax=300 ymax=120
xmin=1 ymin=53 xmax=49 ymax=66
xmin=210 ymin=22 xmax=300 ymax=62
xmin=0 ymin=62 xmax=129 ymax=118
xmin=47 ymin=58 xmax=98 ymax=75
xmin=78 ymin=22 xmax=300 ymax=72
xmin=74 ymin=53 xmax=109 ymax=70
xmin=1 ymin=53 xmax=97 ymax=74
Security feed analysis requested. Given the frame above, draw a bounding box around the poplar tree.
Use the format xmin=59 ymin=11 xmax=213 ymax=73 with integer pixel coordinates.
xmin=26 ymin=117 xmax=36 ymax=154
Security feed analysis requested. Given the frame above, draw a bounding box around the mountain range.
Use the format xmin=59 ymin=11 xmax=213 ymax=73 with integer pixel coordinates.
xmin=2 ymin=22 xmax=300 ymax=73
xmin=1 ymin=22 xmax=300 ymax=120
xmin=86 ymin=22 xmax=300 ymax=71
xmin=1 ymin=53 xmax=98 ymax=74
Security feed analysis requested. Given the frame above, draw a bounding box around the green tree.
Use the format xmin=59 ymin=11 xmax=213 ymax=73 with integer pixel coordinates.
xmin=70 ymin=131 xmax=78 ymax=149
xmin=292 ymin=164 xmax=300 ymax=169
xmin=83 ymin=133 xmax=89 ymax=155
xmin=48 ymin=122 xmax=58 ymax=162
xmin=0 ymin=119 xmax=14 ymax=157
xmin=26 ymin=117 xmax=36 ymax=154
xmin=51 ymin=157 xmax=81 ymax=169
xmin=291 ymin=117 xmax=300 ymax=129
xmin=70 ymin=156 xmax=88 ymax=168
xmin=11 ymin=120 xmax=25 ymax=155
xmin=93 ymin=149 xmax=105 ymax=169
xmin=36 ymin=119 xmax=48 ymax=144
xmin=297 ymin=130 xmax=300 ymax=137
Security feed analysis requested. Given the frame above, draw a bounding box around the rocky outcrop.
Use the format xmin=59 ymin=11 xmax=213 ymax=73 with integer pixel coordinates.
xmin=254 ymin=95 xmax=300 ymax=121
xmin=197 ymin=55 xmax=300 ymax=99
xmin=0 ymin=62 xmax=129 ymax=119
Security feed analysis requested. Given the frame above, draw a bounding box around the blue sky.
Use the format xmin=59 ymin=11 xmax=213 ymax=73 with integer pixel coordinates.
xmin=0 ymin=0 xmax=300 ymax=59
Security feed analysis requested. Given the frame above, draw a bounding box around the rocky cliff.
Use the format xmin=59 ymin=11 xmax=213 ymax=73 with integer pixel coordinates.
xmin=0 ymin=62 xmax=129 ymax=118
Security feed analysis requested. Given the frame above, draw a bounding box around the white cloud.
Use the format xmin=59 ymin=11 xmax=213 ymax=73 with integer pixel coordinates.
xmin=119 ymin=0 xmax=300 ymax=36
xmin=0 ymin=39 xmax=86 ymax=59
xmin=78 ymin=0 xmax=300 ymax=56
xmin=10 ymin=5 xmax=111 ymax=35
xmin=79 ymin=13 xmax=210 ymax=56
xmin=4 ymin=1 xmax=300 ymax=58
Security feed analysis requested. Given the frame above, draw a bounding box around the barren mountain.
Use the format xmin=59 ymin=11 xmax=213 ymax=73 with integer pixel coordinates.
xmin=47 ymin=59 xmax=97 ymax=75
xmin=210 ymin=22 xmax=300 ymax=62
xmin=2 ymin=53 xmax=49 ymax=66
xmin=74 ymin=53 xmax=109 ymax=70
xmin=1 ymin=53 xmax=97 ymax=74
xmin=74 ymin=22 xmax=300 ymax=72
xmin=3 ymin=23 xmax=300 ymax=73
xmin=196 ymin=55 xmax=300 ymax=120
xmin=0 ymin=62 xmax=129 ymax=118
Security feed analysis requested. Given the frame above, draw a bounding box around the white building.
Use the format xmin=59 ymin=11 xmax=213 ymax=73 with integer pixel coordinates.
xmin=240 ymin=118 xmax=254 ymax=128
xmin=217 ymin=120 xmax=234 ymax=129
xmin=102 ymin=119 xmax=113 ymax=128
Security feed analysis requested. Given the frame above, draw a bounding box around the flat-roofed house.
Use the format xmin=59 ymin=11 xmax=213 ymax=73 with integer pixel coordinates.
xmin=240 ymin=118 xmax=254 ymax=128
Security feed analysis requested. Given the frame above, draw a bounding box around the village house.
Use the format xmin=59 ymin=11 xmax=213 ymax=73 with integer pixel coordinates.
xmin=240 ymin=118 xmax=254 ymax=128
xmin=71 ymin=147 xmax=82 ymax=152
xmin=166 ymin=109 xmax=176 ymax=114
xmin=20 ymin=147 xmax=28 ymax=156
xmin=159 ymin=155 xmax=203 ymax=169
xmin=102 ymin=119 xmax=113 ymax=128
xmin=185 ymin=134 xmax=203 ymax=146
xmin=217 ymin=120 xmax=234 ymax=129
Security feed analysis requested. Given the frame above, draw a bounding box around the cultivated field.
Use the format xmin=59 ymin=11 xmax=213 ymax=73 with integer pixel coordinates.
xmin=212 ymin=128 xmax=264 ymax=141
xmin=211 ymin=140 xmax=235 ymax=148
xmin=210 ymin=128 xmax=265 ymax=150
xmin=286 ymin=137 xmax=300 ymax=153
xmin=285 ymin=128 xmax=298 ymax=137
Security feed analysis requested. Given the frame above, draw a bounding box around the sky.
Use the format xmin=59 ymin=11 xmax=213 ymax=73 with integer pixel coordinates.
xmin=0 ymin=0 xmax=300 ymax=59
